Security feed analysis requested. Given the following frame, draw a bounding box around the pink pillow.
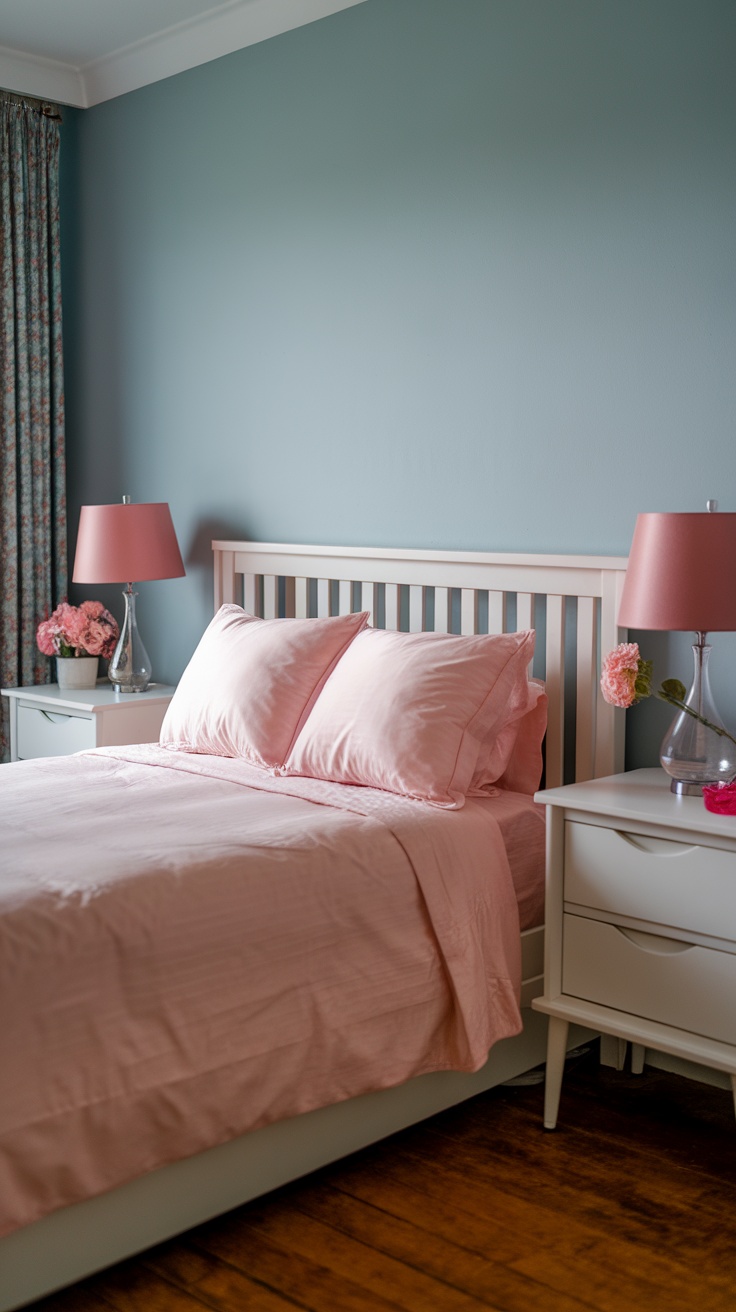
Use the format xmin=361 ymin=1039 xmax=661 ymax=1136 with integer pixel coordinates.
xmin=468 ymin=680 xmax=547 ymax=796
xmin=283 ymin=626 xmax=536 ymax=808
xmin=160 ymin=605 xmax=368 ymax=768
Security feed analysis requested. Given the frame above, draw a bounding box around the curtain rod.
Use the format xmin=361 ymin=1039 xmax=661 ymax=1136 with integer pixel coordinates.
xmin=1 ymin=89 xmax=62 ymax=122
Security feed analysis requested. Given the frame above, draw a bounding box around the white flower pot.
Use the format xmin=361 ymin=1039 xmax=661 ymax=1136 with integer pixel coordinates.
xmin=56 ymin=656 xmax=99 ymax=690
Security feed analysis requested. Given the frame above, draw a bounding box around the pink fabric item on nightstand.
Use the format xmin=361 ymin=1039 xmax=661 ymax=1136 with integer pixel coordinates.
xmin=703 ymin=782 xmax=736 ymax=815
xmin=159 ymin=605 xmax=368 ymax=768
xmin=283 ymin=626 xmax=536 ymax=808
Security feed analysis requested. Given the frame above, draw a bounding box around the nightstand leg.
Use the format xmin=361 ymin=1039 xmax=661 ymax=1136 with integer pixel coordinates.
xmin=630 ymin=1043 xmax=645 ymax=1075
xmin=600 ymin=1034 xmax=627 ymax=1070
xmin=731 ymin=1075 xmax=736 ymax=1125
xmin=543 ymin=1016 xmax=569 ymax=1130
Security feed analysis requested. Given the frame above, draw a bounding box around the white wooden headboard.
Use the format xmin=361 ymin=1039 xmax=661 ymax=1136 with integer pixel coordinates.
xmin=213 ymin=540 xmax=628 ymax=788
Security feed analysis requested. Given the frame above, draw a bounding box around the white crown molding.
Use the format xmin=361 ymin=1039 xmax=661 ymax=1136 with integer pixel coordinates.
xmin=0 ymin=0 xmax=368 ymax=109
xmin=0 ymin=43 xmax=85 ymax=107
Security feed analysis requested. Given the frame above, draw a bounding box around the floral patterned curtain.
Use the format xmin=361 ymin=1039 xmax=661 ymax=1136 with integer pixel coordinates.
xmin=0 ymin=95 xmax=67 ymax=760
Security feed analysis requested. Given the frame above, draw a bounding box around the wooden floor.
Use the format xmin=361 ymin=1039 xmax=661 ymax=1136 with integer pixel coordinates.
xmin=29 ymin=1047 xmax=736 ymax=1312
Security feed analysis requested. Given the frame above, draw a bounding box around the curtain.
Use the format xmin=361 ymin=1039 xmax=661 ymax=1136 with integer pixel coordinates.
xmin=0 ymin=95 xmax=67 ymax=760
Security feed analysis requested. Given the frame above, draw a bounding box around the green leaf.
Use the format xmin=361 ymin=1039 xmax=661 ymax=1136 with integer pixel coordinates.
xmin=660 ymin=678 xmax=687 ymax=704
xmin=633 ymin=658 xmax=653 ymax=701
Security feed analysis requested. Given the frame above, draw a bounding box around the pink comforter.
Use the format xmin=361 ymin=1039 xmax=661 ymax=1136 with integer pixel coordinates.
xmin=0 ymin=745 xmax=523 ymax=1237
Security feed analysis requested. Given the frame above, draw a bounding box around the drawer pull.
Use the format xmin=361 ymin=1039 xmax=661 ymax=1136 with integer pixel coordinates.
xmin=616 ymin=926 xmax=693 ymax=956
xmin=40 ymin=710 xmax=72 ymax=725
xmin=617 ymin=831 xmax=697 ymax=858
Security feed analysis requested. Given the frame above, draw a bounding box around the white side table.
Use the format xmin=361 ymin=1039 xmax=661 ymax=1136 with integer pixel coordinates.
xmin=1 ymin=683 xmax=176 ymax=762
xmin=532 ymin=768 xmax=736 ymax=1128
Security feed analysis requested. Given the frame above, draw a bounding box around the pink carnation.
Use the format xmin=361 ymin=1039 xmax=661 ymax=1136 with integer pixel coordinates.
xmin=600 ymin=642 xmax=641 ymax=708
xmin=80 ymin=615 xmax=118 ymax=658
xmin=36 ymin=618 xmax=60 ymax=656
xmin=62 ymin=607 xmax=88 ymax=650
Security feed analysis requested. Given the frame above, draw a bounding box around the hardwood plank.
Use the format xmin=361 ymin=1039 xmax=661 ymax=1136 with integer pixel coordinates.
xmin=83 ymin=1264 xmax=219 ymax=1312
xmin=193 ymin=1205 xmax=490 ymax=1312
xmin=144 ymin=1241 xmax=303 ymax=1311
xmin=296 ymin=1157 xmax=535 ymax=1265
xmin=301 ymin=1146 xmax=588 ymax=1260
xmin=289 ymin=1183 xmax=594 ymax=1312
xmin=511 ymin=1232 xmax=736 ymax=1312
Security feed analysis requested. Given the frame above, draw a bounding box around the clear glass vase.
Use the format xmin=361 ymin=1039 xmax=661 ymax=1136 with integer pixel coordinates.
xmin=660 ymin=639 xmax=736 ymax=795
xmin=108 ymin=587 xmax=152 ymax=693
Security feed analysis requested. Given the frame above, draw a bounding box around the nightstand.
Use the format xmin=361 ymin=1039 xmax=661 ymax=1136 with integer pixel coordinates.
xmin=1 ymin=683 xmax=176 ymax=762
xmin=532 ymin=768 xmax=736 ymax=1129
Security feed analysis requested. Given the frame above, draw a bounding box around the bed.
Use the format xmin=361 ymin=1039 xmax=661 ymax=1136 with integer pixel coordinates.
xmin=0 ymin=539 xmax=627 ymax=1311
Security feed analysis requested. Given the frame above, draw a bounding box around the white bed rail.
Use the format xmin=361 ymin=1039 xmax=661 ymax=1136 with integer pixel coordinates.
xmin=213 ymin=541 xmax=628 ymax=787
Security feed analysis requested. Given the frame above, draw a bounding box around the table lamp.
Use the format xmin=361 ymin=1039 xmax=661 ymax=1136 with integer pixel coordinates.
xmin=618 ymin=501 xmax=736 ymax=794
xmin=73 ymin=497 xmax=185 ymax=693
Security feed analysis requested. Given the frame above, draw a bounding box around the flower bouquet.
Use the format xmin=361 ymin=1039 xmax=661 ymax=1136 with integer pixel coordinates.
xmin=37 ymin=601 xmax=119 ymax=661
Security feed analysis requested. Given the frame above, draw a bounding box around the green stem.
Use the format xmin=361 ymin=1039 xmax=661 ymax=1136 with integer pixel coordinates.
xmin=656 ymin=690 xmax=736 ymax=749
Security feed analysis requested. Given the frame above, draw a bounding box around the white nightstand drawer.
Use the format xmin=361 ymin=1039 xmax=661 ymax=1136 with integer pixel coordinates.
xmin=564 ymin=819 xmax=734 ymax=941
xmin=562 ymin=913 xmax=736 ymax=1046
xmin=17 ymin=705 xmax=93 ymax=759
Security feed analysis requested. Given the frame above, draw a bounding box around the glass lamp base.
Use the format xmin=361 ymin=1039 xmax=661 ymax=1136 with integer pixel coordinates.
xmin=108 ymin=587 xmax=152 ymax=694
xmin=659 ymin=638 xmax=736 ymax=797
xmin=110 ymin=678 xmax=151 ymax=694
xmin=668 ymin=779 xmax=709 ymax=798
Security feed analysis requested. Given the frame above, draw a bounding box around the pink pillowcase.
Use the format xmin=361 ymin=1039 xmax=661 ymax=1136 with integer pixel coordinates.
xmin=160 ymin=605 xmax=368 ymax=768
xmin=468 ymin=679 xmax=547 ymax=796
xmin=283 ymin=626 xmax=537 ymax=808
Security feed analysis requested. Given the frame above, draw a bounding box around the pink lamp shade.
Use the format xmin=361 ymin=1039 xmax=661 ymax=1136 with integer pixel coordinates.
xmin=73 ymin=502 xmax=185 ymax=584
xmin=618 ymin=512 xmax=736 ymax=633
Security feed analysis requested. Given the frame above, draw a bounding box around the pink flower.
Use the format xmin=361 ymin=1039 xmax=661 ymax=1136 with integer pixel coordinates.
xmin=63 ymin=607 xmax=88 ymax=650
xmin=81 ymin=616 xmax=118 ymax=658
xmin=36 ymin=602 xmax=119 ymax=660
xmin=36 ymin=618 xmax=59 ymax=656
xmin=600 ymin=642 xmax=642 ymax=708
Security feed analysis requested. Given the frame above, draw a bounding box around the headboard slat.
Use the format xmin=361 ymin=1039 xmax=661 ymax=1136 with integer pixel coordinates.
xmin=595 ymin=569 xmax=627 ymax=778
xmin=263 ymin=575 xmax=278 ymax=620
xmin=460 ymin=589 xmax=478 ymax=636
xmin=488 ymin=591 xmax=507 ymax=635
xmin=359 ymin=581 xmax=376 ymax=626
xmin=409 ymin=585 xmax=425 ymax=633
xmin=385 ymin=583 xmax=400 ymax=631
xmin=243 ymin=573 xmax=257 ymax=616
xmin=294 ymin=577 xmax=308 ymax=618
xmin=316 ymin=579 xmax=330 ymax=618
xmin=434 ymin=587 xmax=450 ymax=633
xmin=575 ymin=595 xmax=597 ymax=782
xmin=516 ymin=592 xmax=534 ymax=633
xmin=544 ymin=595 xmax=567 ymax=790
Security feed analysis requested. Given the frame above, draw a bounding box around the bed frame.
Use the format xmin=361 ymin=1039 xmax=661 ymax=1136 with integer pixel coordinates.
xmin=0 ymin=540 xmax=628 ymax=1312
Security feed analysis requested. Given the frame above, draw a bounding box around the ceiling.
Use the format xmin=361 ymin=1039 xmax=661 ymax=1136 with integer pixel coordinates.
xmin=0 ymin=0 xmax=367 ymax=108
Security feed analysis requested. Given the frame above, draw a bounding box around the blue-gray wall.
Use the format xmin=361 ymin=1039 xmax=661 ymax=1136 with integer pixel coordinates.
xmin=62 ymin=0 xmax=736 ymax=765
